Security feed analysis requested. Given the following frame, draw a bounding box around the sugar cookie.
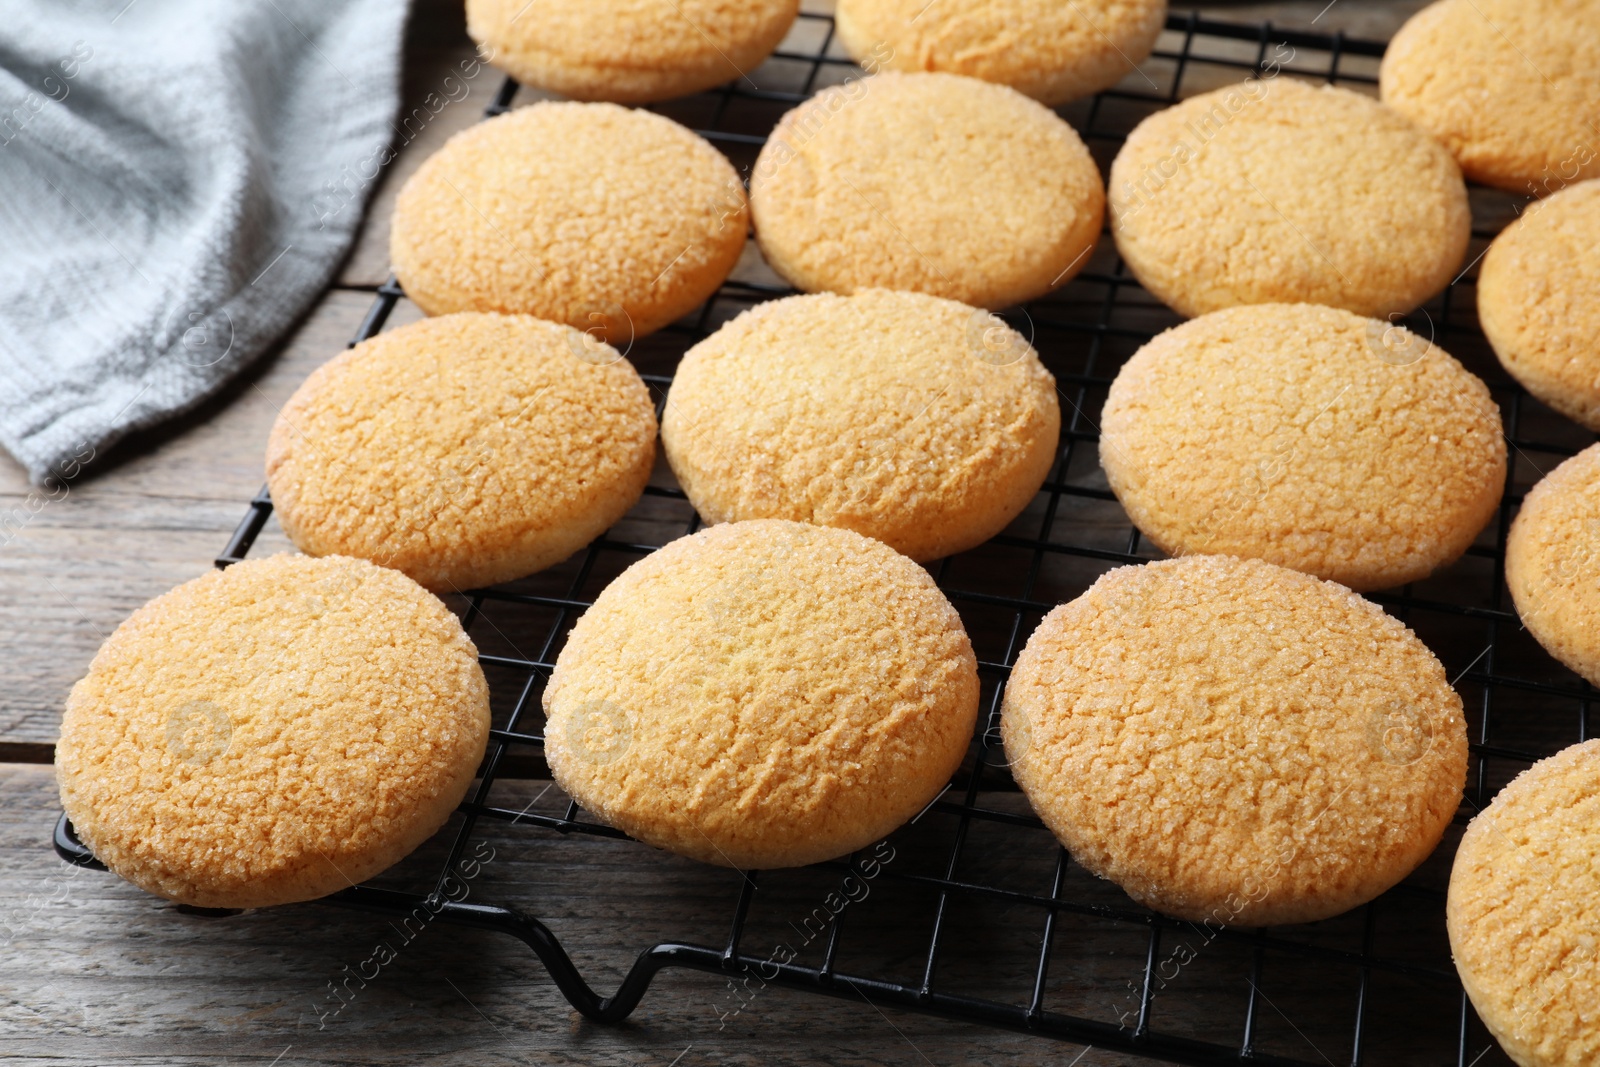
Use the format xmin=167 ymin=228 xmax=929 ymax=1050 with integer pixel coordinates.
xmin=834 ymin=0 xmax=1166 ymax=106
xmin=392 ymin=102 xmax=746 ymax=339
xmin=267 ymin=313 xmax=657 ymax=592
xmin=55 ymin=554 xmax=490 ymax=909
xmin=1479 ymin=180 xmax=1600 ymax=429
xmin=661 ymin=289 xmax=1059 ymax=561
xmin=1003 ymin=554 xmax=1468 ymax=925
xmin=1100 ymin=302 xmax=1505 ymax=591
xmin=1448 ymin=740 xmax=1600 ymax=1067
xmin=1505 ymin=444 xmax=1600 ymax=687
xmin=1380 ymin=0 xmax=1600 ymax=195
xmin=544 ymin=520 xmax=980 ymax=869
xmin=467 ymin=0 xmax=799 ymax=104
xmin=750 ymin=72 xmax=1103 ymax=309
xmin=1109 ymin=78 xmax=1470 ymax=318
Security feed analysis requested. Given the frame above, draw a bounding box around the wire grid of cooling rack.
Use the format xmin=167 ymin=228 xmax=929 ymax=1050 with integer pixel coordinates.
xmin=55 ymin=11 xmax=1597 ymax=1066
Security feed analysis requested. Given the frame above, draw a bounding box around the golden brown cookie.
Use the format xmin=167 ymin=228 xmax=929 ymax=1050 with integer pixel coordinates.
xmin=749 ymin=72 xmax=1103 ymax=309
xmin=1109 ymin=78 xmax=1471 ymax=319
xmin=661 ymin=289 xmax=1060 ymax=561
xmin=1380 ymin=0 xmax=1600 ymax=196
xmin=266 ymin=313 xmax=657 ymax=593
xmin=55 ymin=554 xmax=490 ymax=909
xmin=392 ymin=102 xmax=746 ymax=339
xmin=544 ymin=520 xmax=979 ymax=868
xmin=1479 ymin=179 xmax=1600 ymax=429
xmin=1002 ymin=554 xmax=1468 ymax=925
xmin=1100 ymin=303 xmax=1506 ymax=591
xmin=1505 ymin=444 xmax=1600 ymax=686
xmin=1448 ymin=740 xmax=1600 ymax=1067
xmin=467 ymin=0 xmax=799 ymax=104
xmin=834 ymin=0 xmax=1167 ymax=106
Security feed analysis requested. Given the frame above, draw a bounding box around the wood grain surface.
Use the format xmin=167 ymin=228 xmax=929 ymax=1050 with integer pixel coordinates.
xmin=2 ymin=765 xmax=1499 ymax=1067
xmin=3 ymin=3 xmax=1507 ymax=1066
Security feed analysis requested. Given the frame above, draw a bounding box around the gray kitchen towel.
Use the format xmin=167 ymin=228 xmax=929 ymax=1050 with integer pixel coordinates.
xmin=0 ymin=0 xmax=409 ymax=485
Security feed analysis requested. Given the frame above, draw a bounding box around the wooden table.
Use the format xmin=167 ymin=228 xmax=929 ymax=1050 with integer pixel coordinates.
xmin=0 ymin=3 xmax=1451 ymax=1065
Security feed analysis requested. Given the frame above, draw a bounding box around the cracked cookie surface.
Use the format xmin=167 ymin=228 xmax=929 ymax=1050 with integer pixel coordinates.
xmin=1479 ymin=180 xmax=1600 ymax=430
xmin=1003 ymin=554 xmax=1468 ymax=925
xmin=834 ymin=0 xmax=1166 ymax=106
xmin=1100 ymin=302 xmax=1504 ymax=591
xmin=392 ymin=102 xmax=746 ymax=339
xmin=266 ymin=312 xmax=657 ymax=593
xmin=544 ymin=520 xmax=979 ymax=868
xmin=1448 ymin=740 xmax=1600 ymax=1067
xmin=662 ymin=288 xmax=1059 ymax=561
xmin=750 ymin=72 xmax=1104 ymax=310
xmin=56 ymin=554 xmax=490 ymax=909
xmin=467 ymin=0 xmax=798 ymax=104
xmin=1380 ymin=0 xmax=1600 ymax=195
xmin=1109 ymin=78 xmax=1470 ymax=318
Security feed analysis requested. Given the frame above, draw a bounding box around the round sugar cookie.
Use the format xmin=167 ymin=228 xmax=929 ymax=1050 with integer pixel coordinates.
xmin=266 ymin=313 xmax=657 ymax=593
xmin=1505 ymin=445 xmax=1600 ymax=687
xmin=543 ymin=520 xmax=980 ymax=868
xmin=1479 ymin=180 xmax=1600 ymax=429
xmin=1109 ymin=78 xmax=1470 ymax=319
xmin=749 ymin=72 xmax=1103 ymax=310
xmin=661 ymin=289 xmax=1061 ymax=561
xmin=391 ymin=102 xmax=747 ymax=339
xmin=1100 ymin=303 xmax=1506 ymax=591
xmin=834 ymin=0 xmax=1167 ymax=106
xmin=1448 ymin=741 xmax=1600 ymax=1067
xmin=55 ymin=554 xmax=491 ymax=909
xmin=1002 ymin=554 xmax=1468 ymax=925
xmin=1380 ymin=0 xmax=1600 ymax=195
xmin=466 ymin=0 xmax=799 ymax=104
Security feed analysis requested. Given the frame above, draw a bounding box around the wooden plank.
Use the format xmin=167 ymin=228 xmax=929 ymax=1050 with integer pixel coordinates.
xmin=1182 ymin=1 xmax=1431 ymax=38
xmin=2 ymin=766 xmax=1164 ymax=1065
xmin=1 ymin=766 xmax=1490 ymax=1066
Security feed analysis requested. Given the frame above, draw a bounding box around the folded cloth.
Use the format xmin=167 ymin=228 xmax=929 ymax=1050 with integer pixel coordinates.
xmin=0 ymin=0 xmax=408 ymax=485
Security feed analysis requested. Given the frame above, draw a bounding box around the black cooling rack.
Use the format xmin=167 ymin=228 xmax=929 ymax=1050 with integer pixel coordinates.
xmin=53 ymin=12 xmax=1598 ymax=1066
